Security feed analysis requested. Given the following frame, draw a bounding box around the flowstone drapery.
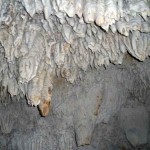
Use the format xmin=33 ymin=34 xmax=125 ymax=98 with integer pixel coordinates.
xmin=0 ymin=0 xmax=149 ymax=116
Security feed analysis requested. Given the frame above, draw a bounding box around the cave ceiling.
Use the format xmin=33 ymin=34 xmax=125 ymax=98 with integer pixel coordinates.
xmin=0 ymin=0 xmax=149 ymax=116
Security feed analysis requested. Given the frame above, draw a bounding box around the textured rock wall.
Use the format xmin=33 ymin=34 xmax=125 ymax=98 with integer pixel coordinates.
xmin=0 ymin=55 xmax=150 ymax=150
xmin=0 ymin=0 xmax=150 ymax=149
xmin=0 ymin=0 xmax=149 ymax=114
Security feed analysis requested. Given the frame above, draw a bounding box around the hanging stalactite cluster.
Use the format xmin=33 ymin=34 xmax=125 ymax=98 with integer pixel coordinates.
xmin=0 ymin=0 xmax=149 ymax=116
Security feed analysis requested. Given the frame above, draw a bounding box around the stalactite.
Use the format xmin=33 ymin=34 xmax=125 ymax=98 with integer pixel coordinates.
xmin=0 ymin=0 xmax=149 ymax=117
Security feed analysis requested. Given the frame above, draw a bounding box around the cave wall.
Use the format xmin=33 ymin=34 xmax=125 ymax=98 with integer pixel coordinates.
xmin=0 ymin=56 xmax=150 ymax=150
xmin=0 ymin=0 xmax=149 ymax=110
xmin=0 ymin=0 xmax=150 ymax=149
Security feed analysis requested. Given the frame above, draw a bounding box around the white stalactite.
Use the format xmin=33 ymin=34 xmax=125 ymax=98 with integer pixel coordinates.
xmin=0 ymin=0 xmax=149 ymax=116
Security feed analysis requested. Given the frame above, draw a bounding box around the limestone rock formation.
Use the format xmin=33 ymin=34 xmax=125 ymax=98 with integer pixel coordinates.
xmin=0 ymin=0 xmax=149 ymax=115
xmin=0 ymin=0 xmax=149 ymax=149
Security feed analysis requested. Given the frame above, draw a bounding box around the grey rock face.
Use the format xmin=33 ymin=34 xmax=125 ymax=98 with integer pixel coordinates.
xmin=119 ymin=106 xmax=149 ymax=147
xmin=77 ymin=145 xmax=96 ymax=150
xmin=0 ymin=56 xmax=150 ymax=149
xmin=0 ymin=0 xmax=149 ymax=150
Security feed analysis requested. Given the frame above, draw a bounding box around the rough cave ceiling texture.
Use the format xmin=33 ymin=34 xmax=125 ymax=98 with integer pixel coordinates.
xmin=0 ymin=0 xmax=150 ymax=116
